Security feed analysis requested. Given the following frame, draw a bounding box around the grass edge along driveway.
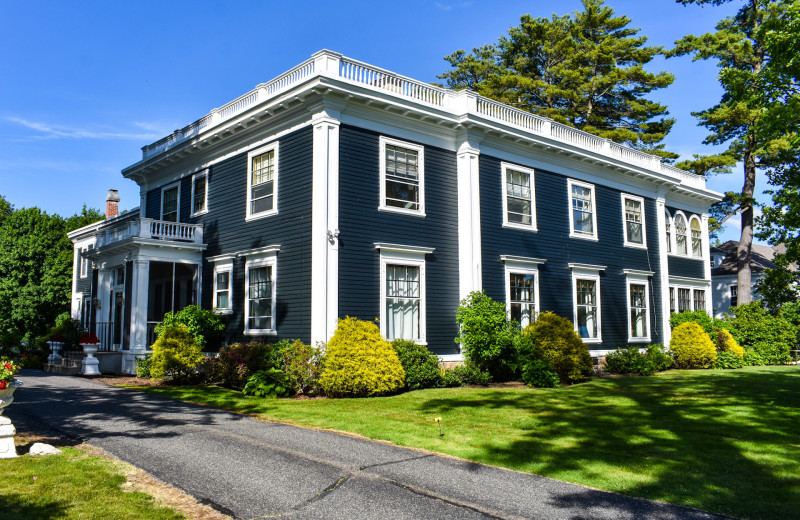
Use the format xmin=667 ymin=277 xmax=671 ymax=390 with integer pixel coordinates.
xmin=134 ymin=365 xmax=800 ymax=520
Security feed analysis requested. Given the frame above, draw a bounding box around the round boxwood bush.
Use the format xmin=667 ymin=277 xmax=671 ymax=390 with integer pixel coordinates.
xmin=150 ymin=324 xmax=204 ymax=382
xmin=319 ymin=317 xmax=405 ymax=397
xmin=392 ymin=339 xmax=442 ymax=390
xmin=669 ymin=322 xmax=716 ymax=369
xmin=519 ymin=312 xmax=592 ymax=384
xmin=715 ymin=329 xmax=743 ymax=358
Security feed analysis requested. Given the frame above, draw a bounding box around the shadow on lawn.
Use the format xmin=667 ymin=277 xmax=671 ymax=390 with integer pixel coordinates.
xmin=418 ymin=367 xmax=800 ymax=519
xmin=0 ymin=495 xmax=69 ymax=520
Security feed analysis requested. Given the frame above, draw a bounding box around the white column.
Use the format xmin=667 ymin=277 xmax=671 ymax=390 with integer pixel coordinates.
xmin=701 ymin=213 xmax=713 ymax=317
xmin=456 ymin=139 xmax=482 ymax=300
xmin=656 ymin=197 xmax=672 ymax=346
xmin=310 ymin=106 xmax=341 ymax=346
xmin=129 ymin=258 xmax=150 ymax=351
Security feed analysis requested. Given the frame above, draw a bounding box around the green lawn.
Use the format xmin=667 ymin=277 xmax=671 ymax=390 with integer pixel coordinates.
xmin=136 ymin=365 xmax=800 ymax=519
xmin=0 ymin=446 xmax=184 ymax=520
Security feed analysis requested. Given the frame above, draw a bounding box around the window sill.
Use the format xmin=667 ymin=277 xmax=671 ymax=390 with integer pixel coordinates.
xmin=502 ymin=222 xmax=538 ymax=233
xmin=245 ymin=209 xmax=278 ymax=222
xmin=581 ymin=337 xmax=602 ymax=344
xmin=213 ymin=308 xmax=232 ymax=315
xmin=244 ymin=329 xmax=277 ymax=336
xmin=668 ymin=253 xmax=705 ymax=261
xmin=191 ymin=209 xmax=209 ymax=218
xmin=623 ymin=242 xmax=647 ymax=250
xmin=569 ymin=232 xmax=599 ymax=242
xmin=378 ymin=206 xmax=426 ymax=218
xmin=627 ymin=337 xmax=651 ymax=343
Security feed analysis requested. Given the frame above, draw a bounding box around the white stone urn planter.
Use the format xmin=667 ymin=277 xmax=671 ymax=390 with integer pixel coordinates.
xmin=47 ymin=340 xmax=63 ymax=363
xmin=80 ymin=343 xmax=101 ymax=376
xmin=0 ymin=380 xmax=22 ymax=459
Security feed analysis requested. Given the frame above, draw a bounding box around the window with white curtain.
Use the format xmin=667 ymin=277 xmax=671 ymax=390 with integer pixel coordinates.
xmin=377 ymin=243 xmax=431 ymax=344
xmin=629 ymin=283 xmax=648 ymax=340
xmin=575 ymin=278 xmax=599 ymax=340
xmin=509 ymin=272 xmax=536 ymax=328
xmin=243 ymin=248 xmax=278 ymax=335
xmin=690 ymin=217 xmax=703 ymax=257
xmin=675 ymin=213 xmax=688 ymax=255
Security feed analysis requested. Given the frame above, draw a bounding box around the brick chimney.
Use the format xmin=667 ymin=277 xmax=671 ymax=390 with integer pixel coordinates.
xmin=106 ymin=189 xmax=120 ymax=219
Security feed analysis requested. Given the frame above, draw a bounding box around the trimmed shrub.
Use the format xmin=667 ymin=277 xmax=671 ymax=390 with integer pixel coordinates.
xmin=213 ymin=342 xmax=279 ymax=390
xmin=714 ymin=350 xmax=744 ymax=369
xmin=715 ymin=329 xmax=743 ymax=358
xmin=274 ymin=339 xmax=322 ymax=395
xmin=519 ymin=312 xmax=592 ymax=384
xmin=318 ymin=317 xmax=405 ymax=397
xmin=150 ymin=324 xmax=203 ymax=381
xmin=725 ymin=302 xmax=795 ymax=365
xmin=392 ymin=340 xmax=443 ymax=390
xmin=455 ymin=291 xmax=518 ymax=381
xmin=604 ymin=344 xmax=673 ymax=376
xmin=669 ymin=322 xmax=716 ymax=369
xmin=521 ymin=359 xmax=560 ymax=388
xmin=440 ymin=362 xmax=492 ymax=387
xmin=242 ymin=368 xmax=290 ymax=398
xmin=670 ymin=310 xmax=729 ymax=342
xmin=155 ymin=305 xmax=224 ymax=348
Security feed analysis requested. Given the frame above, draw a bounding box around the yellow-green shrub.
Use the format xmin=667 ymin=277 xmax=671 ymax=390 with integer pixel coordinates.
xmin=519 ymin=312 xmax=592 ymax=384
xmin=150 ymin=324 xmax=203 ymax=381
xmin=319 ymin=317 xmax=405 ymax=397
xmin=670 ymin=322 xmax=716 ymax=369
xmin=716 ymin=328 xmax=744 ymax=358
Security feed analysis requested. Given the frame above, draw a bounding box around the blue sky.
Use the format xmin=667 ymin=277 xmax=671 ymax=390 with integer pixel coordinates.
xmin=0 ymin=0 xmax=758 ymax=243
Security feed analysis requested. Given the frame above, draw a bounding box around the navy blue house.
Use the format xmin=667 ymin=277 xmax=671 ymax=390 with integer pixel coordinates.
xmin=68 ymin=51 xmax=720 ymax=373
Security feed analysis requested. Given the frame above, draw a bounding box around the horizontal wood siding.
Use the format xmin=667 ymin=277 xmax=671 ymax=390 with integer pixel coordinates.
xmin=338 ymin=125 xmax=461 ymax=355
xmin=146 ymin=127 xmax=313 ymax=346
xmin=480 ymin=155 xmax=665 ymax=350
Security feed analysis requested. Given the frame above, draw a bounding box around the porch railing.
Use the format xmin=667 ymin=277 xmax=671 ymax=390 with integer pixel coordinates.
xmin=95 ymin=321 xmax=117 ymax=352
xmin=95 ymin=218 xmax=204 ymax=248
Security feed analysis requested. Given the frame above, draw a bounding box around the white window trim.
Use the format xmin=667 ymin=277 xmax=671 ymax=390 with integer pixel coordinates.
xmin=569 ymin=263 xmax=605 ymax=343
xmin=378 ymin=136 xmax=425 ymax=217
xmin=668 ymin=276 xmax=712 ymax=316
xmin=669 ymin=210 xmax=702 ymax=260
xmin=243 ymin=248 xmax=278 ymax=336
xmin=625 ymin=271 xmax=653 ymax=343
xmin=621 ymin=193 xmax=647 ymax=249
xmin=501 ymin=162 xmax=537 ymax=232
xmin=376 ymin=243 xmax=432 ymax=344
xmin=689 ymin=215 xmax=704 ymax=259
xmin=568 ymin=178 xmax=599 ymax=241
xmin=208 ymin=254 xmax=234 ymax=315
xmin=245 ymin=142 xmax=279 ymax=222
xmin=160 ymin=182 xmax=180 ymax=222
xmin=501 ymin=256 xmax=545 ymax=325
xmin=191 ymin=169 xmax=209 ymax=217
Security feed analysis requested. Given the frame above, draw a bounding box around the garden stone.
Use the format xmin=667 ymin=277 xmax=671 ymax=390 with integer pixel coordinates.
xmin=29 ymin=442 xmax=62 ymax=456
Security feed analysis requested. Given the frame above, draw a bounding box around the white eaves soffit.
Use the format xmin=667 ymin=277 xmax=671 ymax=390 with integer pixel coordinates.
xmin=122 ymin=50 xmax=722 ymax=204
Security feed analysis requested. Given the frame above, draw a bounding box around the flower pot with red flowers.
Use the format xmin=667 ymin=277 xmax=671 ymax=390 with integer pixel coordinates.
xmin=47 ymin=334 xmax=66 ymax=364
xmin=0 ymin=358 xmax=22 ymax=458
xmin=79 ymin=333 xmax=101 ymax=376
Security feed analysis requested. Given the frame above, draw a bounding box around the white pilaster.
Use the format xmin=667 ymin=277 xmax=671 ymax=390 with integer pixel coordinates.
xmin=310 ymin=105 xmax=341 ymax=346
xmin=129 ymin=258 xmax=150 ymax=350
xmin=456 ymin=139 xmax=482 ymax=300
xmin=656 ymin=197 xmax=672 ymax=346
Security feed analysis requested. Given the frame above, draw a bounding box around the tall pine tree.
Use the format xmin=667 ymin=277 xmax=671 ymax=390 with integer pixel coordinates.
xmin=670 ymin=0 xmax=793 ymax=305
xmin=438 ymin=0 xmax=677 ymax=159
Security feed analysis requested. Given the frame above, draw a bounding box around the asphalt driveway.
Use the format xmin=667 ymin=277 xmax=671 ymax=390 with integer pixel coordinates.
xmin=7 ymin=371 xmax=725 ymax=520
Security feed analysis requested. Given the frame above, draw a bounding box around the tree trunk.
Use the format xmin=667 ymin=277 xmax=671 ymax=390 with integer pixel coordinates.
xmin=737 ymin=147 xmax=756 ymax=304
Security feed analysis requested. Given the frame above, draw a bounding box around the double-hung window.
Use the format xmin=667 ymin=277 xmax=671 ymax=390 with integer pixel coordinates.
xmin=379 ymin=137 xmax=424 ymax=216
xmin=246 ymin=143 xmax=278 ymax=220
xmin=690 ymin=217 xmax=703 ymax=258
xmin=570 ymin=263 xmax=604 ymax=342
xmin=677 ymin=288 xmax=691 ymax=312
xmin=208 ymin=254 xmax=234 ymax=315
xmin=568 ymin=179 xmax=598 ymax=240
xmin=624 ymin=270 xmax=653 ymax=342
xmin=161 ymin=183 xmax=179 ymax=222
xmin=622 ymin=194 xmax=646 ymax=247
xmin=665 ymin=210 xmax=673 ymax=253
xmin=191 ymin=170 xmax=208 ymax=216
xmin=243 ymin=246 xmax=279 ymax=335
xmin=502 ymin=163 xmax=536 ymax=230
xmin=377 ymin=243 xmax=433 ymax=344
xmin=674 ymin=213 xmax=689 ymax=255
xmin=693 ymin=289 xmax=706 ymax=311
xmin=501 ymin=256 xmax=544 ymax=329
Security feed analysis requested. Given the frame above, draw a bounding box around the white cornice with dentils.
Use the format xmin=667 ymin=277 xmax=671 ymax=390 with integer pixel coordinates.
xmin=121 ymin=50 xmax=722 ymax=205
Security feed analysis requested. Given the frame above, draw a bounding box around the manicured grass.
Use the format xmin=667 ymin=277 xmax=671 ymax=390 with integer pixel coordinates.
xmin=136 ymin=366 xmax=800 ymax=519
xmin=0 ymin=445 xmax=184 ymax=520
